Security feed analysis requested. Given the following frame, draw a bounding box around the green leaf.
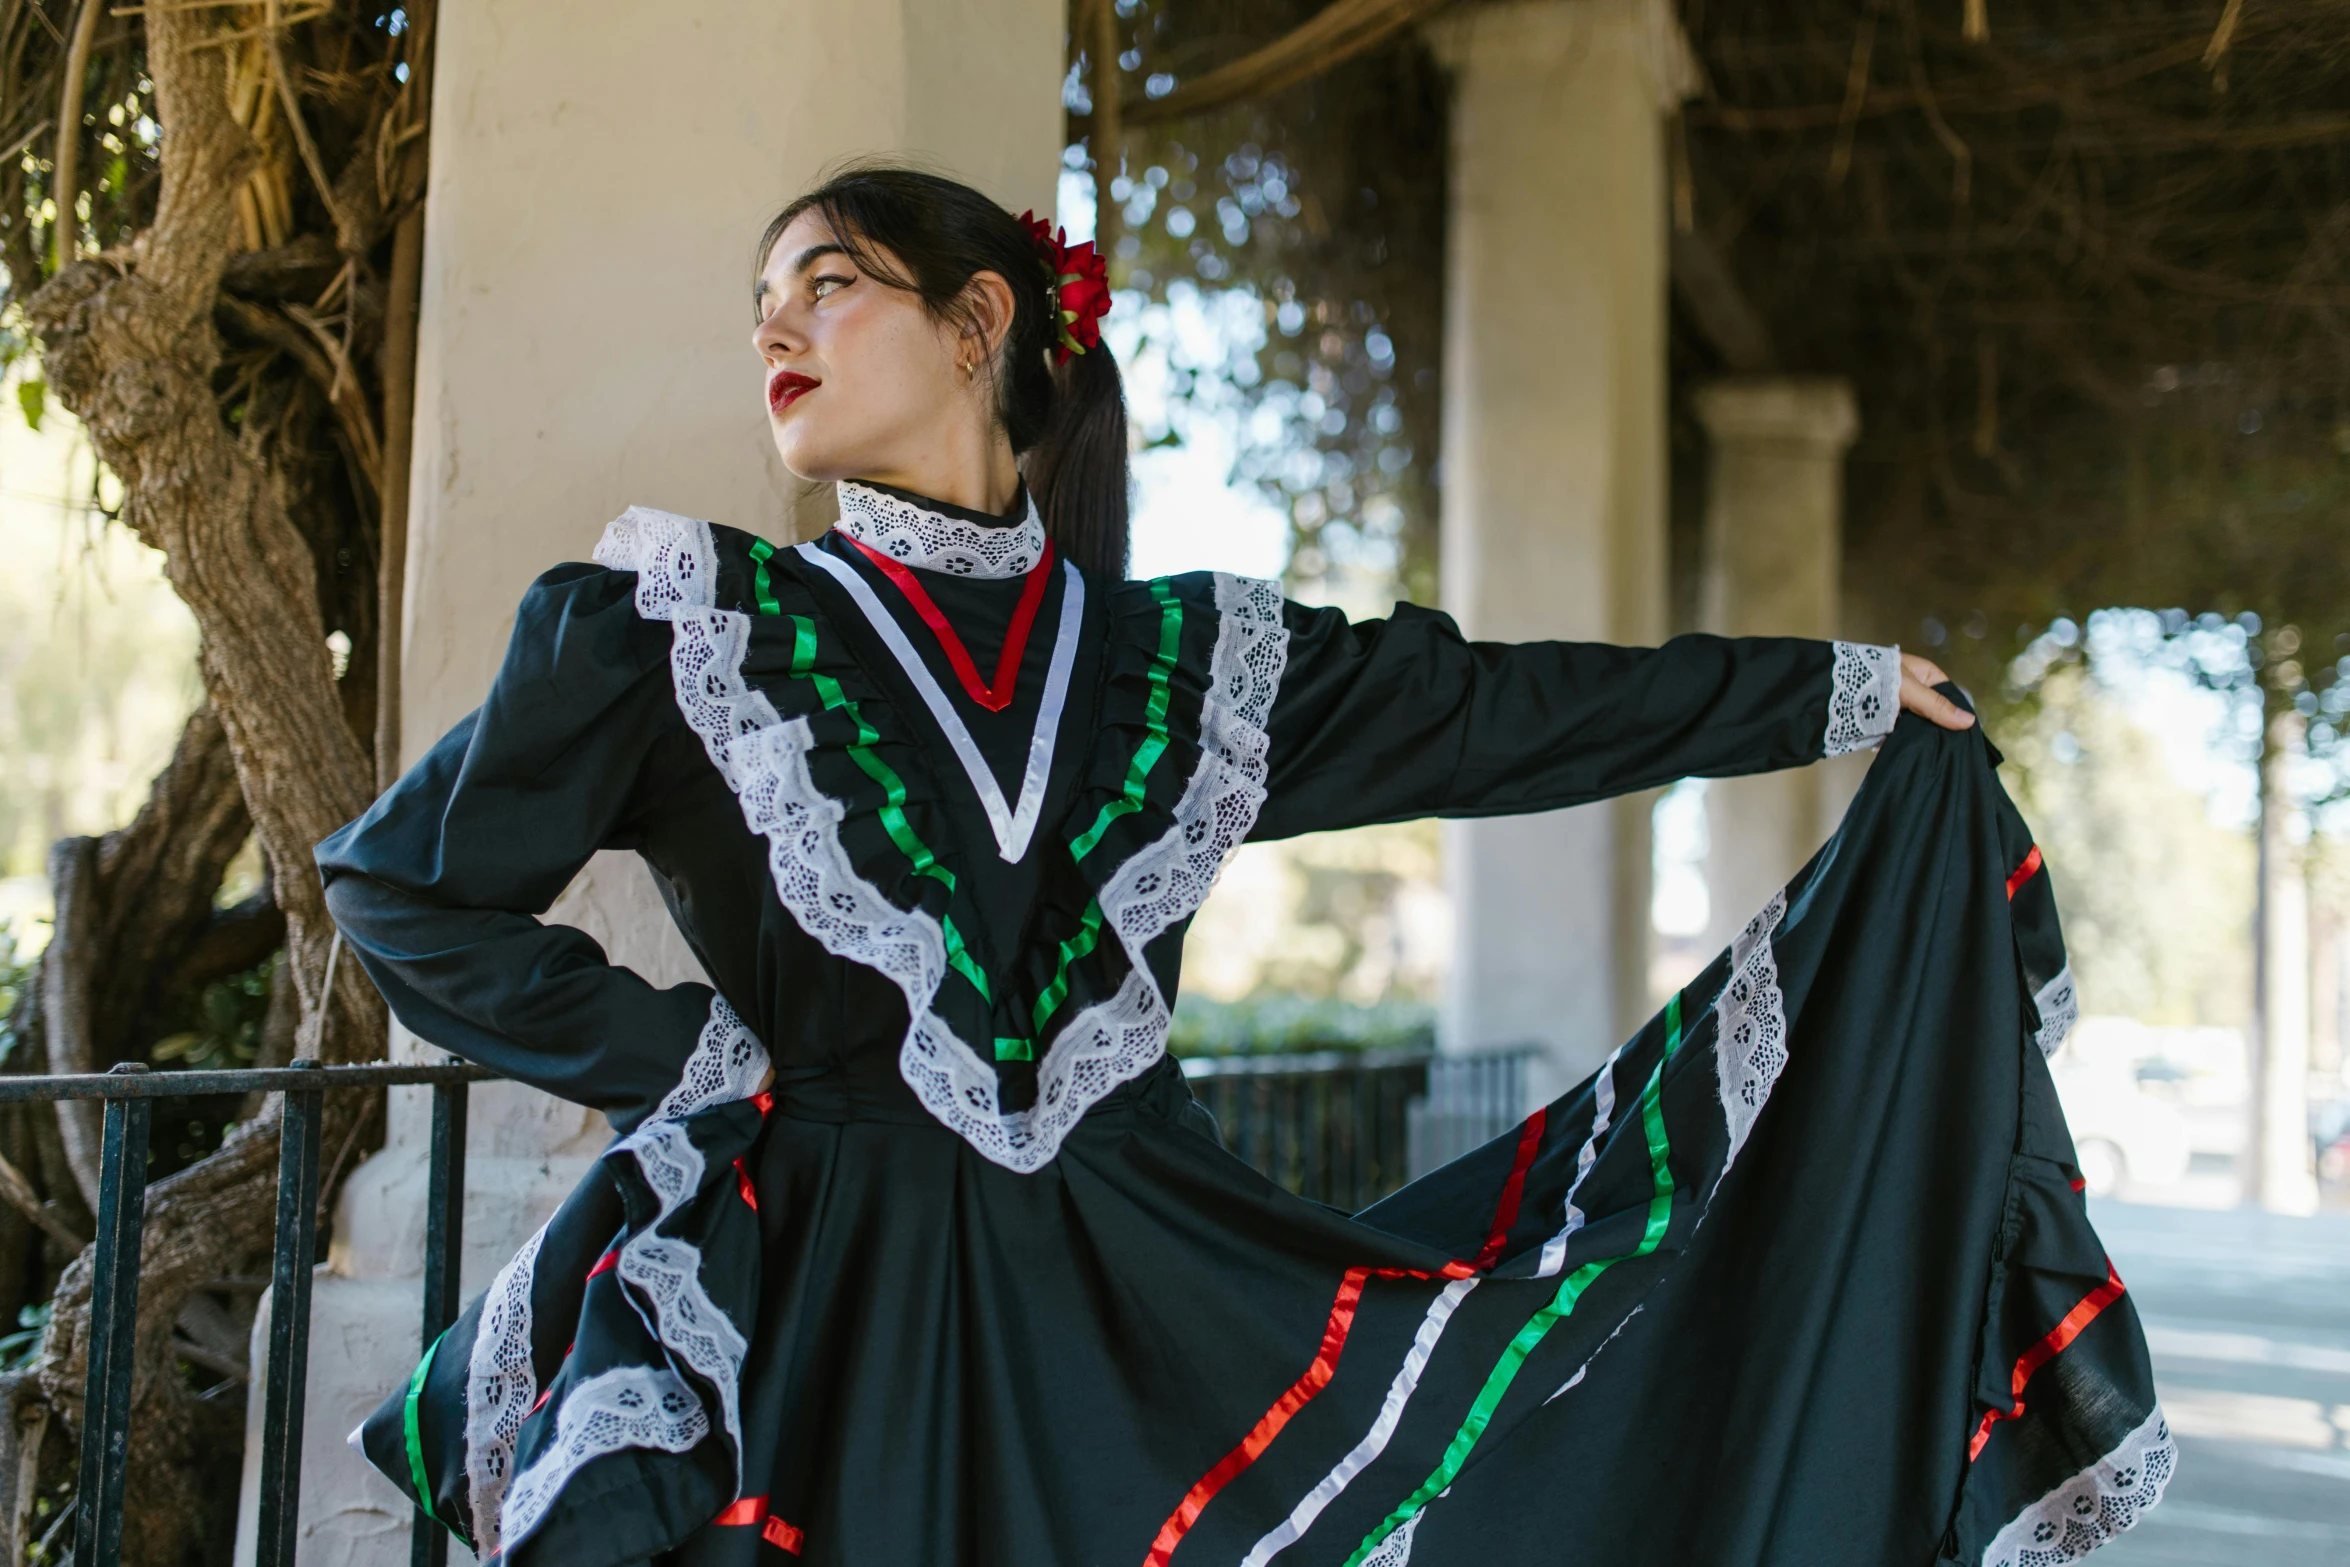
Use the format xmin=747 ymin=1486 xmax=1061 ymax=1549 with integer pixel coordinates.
xmin=16 ymin=376 xmax=43 ymax=432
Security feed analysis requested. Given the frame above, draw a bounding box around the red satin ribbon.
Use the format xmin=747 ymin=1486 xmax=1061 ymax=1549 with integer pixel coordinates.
xmin=1968 ymin=1257 xmax=2128 ymax=1459
xmin=839 ymin=532 xmax=1056 ymax=712
xmin=711 ymin=1494 xmax=805 ymax=1554
xmin=1142 ymin=1112 xmax=1546 ymax=1564
xmin=2005 ymin=843 xmax=2045 ymax=901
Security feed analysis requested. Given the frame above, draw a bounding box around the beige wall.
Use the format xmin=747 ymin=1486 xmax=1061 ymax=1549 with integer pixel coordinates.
xmin=402 ymin=0 xmax=1066 ymax=761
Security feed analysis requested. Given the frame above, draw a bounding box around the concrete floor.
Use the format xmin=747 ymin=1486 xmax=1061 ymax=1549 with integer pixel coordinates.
xmin=2088 ymin=1199 xmax=2350 ymax=1566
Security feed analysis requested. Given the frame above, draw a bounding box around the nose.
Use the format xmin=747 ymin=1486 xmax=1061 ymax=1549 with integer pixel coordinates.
xmin=752 ymin=304 xmax=800 ymax=363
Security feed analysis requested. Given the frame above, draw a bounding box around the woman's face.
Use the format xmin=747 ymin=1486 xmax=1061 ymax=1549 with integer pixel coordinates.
xmin=752 ymin=209 xmax=983 ymax=484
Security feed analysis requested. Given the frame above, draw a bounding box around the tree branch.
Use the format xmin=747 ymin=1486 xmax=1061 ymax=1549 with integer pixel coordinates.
xmin=48 ymin=0 xmax=101 ymax=270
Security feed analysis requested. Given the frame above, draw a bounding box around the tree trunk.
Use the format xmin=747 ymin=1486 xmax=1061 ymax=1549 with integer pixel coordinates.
xmin=23 ymin=10 xmax=395 ymax=1560
xmin=36 ymin=706 xmax=260 ymax=1214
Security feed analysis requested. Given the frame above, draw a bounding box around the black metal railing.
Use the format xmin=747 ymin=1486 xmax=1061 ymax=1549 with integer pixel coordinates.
xmin=1180 ymin=1047 xmax=1535 ymax=1210
xmin=1405 ymin=1048 xmax=1534 ymax=1177
xmin=2 ymin=1045 xmax=1532 ymax=1563
xmin=0 ymin=1058 xmax=497 ymax=1567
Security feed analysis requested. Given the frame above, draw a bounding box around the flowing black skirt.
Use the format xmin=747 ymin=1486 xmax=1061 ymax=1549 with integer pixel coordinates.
xmin=360 ymin=712 xmax=2168 ymax=1567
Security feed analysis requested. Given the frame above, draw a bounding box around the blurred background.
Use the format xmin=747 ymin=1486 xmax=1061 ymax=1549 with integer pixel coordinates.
xmin=0 ymin=1 xmax=2344 ymax=1563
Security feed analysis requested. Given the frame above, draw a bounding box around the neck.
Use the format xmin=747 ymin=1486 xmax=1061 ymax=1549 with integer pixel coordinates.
xmin=854 ymin=431 xmax=1022 ymax=517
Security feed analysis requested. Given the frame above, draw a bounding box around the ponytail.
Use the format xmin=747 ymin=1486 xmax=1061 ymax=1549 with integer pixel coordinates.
xmin=756 ymin=164 xmax=1132 ymax=578
xmin=1025 ymin=344 xmax=1129 ymax=577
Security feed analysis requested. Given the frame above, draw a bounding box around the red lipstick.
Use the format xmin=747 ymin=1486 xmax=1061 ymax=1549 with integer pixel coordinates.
xmin=767 ymin=370 xmax=818 ymax=413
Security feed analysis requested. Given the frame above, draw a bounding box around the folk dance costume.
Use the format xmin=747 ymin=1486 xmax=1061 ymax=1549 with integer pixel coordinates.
xmin=325 ymin=480 xmax=2169 ymax=1567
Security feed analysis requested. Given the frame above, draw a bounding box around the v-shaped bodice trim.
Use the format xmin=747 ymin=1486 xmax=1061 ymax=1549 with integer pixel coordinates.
xmin=796 ymin=539 xmax=1083 ymax=863
xmin=590 ymin=505 xmax=1290 ymax=1173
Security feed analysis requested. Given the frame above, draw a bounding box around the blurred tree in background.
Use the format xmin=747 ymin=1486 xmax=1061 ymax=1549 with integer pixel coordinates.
xmin=0 ymin=1 xmax=433 ymax=1558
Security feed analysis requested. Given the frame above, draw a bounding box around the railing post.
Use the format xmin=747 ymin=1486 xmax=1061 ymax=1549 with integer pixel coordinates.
xmin=74 ymin=1062 xmax=151 ymax=1567
xmin=411 ymin=1068 xmax=469 ymax=1567
xmin=257 ymin=1058 xmax=325 ymax=1567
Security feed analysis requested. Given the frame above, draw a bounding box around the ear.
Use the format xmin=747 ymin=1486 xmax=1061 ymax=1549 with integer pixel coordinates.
xmin=960 ymin=269 xmax=1019 ymax=367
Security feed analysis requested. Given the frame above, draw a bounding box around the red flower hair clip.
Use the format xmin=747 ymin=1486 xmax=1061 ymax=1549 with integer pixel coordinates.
xmin=1019 ymin=211 xmax=1112 ymax=366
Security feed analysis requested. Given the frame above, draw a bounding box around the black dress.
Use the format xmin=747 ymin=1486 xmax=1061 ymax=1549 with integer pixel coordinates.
xmin=324 ymin=481 xmax=2169 ymax=1567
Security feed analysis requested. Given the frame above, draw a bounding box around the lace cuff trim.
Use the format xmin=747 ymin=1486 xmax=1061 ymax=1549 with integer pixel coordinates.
xmin=595 ymin=508 xmax=1290 ymax=1174
xmin=1983 ymin=1407 xmax=2174 ymax=1567
xmin=1825 ymin=642 xmax=1902 ymax=756
xmin=835 ymin=480 xmax=1046 ymax=578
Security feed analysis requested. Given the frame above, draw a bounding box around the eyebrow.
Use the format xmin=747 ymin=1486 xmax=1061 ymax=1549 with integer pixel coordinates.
xmin=755 ymin=242 xmax=853 ymax=306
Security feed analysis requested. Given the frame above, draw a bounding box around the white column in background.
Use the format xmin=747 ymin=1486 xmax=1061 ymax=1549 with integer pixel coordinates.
xmin=1425 ymin=0 xmax=1698 ymax=1099
xmin=2252 ymin=722 xmax=2321 ymax=1217
xmin=1692 ymin=377 xmax=1859 ymax=951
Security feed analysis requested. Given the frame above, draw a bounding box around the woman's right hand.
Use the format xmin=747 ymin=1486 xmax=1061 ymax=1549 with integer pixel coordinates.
xmin=1899 ymin=653 xmax=1975 ymax=731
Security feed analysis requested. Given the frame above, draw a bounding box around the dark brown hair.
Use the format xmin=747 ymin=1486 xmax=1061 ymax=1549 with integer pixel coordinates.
xmin=756 ymin=164 xmax=1130 ymax=577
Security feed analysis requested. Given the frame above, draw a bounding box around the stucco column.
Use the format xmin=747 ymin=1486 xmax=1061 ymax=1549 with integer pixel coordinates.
xmin=235 ymin=4 xmax=1064 ymax=1562
xmin=2249 ymin=718 xmax=2320 ymax=1215
xmin=1692 ymin=378 xmax=1858 ymax=950
xmin=1425 ymin=0 xmax=1697 ymax=1098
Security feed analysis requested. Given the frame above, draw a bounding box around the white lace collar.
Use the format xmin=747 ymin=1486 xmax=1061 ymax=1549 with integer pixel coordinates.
xmin=834 ymin=480 xmax=1047 ymax=579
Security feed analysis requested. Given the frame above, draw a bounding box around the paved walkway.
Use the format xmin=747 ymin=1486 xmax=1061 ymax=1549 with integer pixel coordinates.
xmin=2089 ymin=1200 xmax=2350 ymax=1566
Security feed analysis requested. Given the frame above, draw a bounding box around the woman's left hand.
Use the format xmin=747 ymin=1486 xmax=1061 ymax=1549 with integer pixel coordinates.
xmin=1899 ymin=652 xmax=1975 ymax=731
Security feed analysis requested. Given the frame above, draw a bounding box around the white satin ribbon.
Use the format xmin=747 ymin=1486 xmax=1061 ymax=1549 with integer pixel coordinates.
xmin=795 ymin=542 xmax=1082 ymax=863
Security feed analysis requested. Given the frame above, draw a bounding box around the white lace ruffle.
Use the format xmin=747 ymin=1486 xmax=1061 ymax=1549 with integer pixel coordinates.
xmin=1825 ymin=641 xmax=1902 ymax=756
xmin=596 ymin=507 xmax=1291 ymax=1173
xmin=652 ymin=992 xmax=770 ymax=1123
xmin=1982 ymin=1407 xmax=2175 ymax=1567
xmin=2032 ymin=964 xmax=2079 ymax=1058
xmin=598 ymin=505 xmax=719 ymax=624
xmin=610 ymin=1117 xmax=749 ymax=1477
xmin=1715 ymin=891 xmax=1791 ymax=1175
xmin=497 ymin=1366 xmax=710 ymax=1550
xmin=1090 ymin=572 xmax=1283 ymax=947
xmin=461 ymin=990 xmax=764 ymax=1554
xmin=835 ymin=480 xmax=1046 ymax=579
xmin=462 ymin=1221 xmax=548 ymax=1554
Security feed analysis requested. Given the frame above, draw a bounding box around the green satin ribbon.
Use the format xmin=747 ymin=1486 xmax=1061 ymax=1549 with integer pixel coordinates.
xmin=1346 ymin=991 xmax=1687 ymax=1565
xmin=404 ymin=1330 xmax=448 ymax=1530
xmin=1071 ymin=578 xmax=1182 ymax=861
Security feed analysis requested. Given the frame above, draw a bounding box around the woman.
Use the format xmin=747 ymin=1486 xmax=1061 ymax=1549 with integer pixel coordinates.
xmin=328 ymin=168 xmax=2167 ymax=1567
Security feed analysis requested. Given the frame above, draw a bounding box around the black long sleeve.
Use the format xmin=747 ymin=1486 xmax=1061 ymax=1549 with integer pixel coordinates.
xmin=315 ymin=563 xmax=715 ymax=1130
xmin=1255 ymin=599 xmax=1887 ymax=840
